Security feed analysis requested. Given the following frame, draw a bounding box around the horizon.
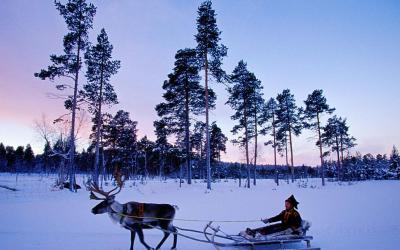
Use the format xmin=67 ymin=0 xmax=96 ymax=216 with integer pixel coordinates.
xmin=1 ymin=0 xmax=399 ymax=166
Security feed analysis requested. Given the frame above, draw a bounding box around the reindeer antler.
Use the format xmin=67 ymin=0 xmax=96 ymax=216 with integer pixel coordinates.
xmin=108 ymin=167 xmax=126 ymax=196
xmin=88 ymin=182 xmax=109 ymax=200
xmin=90 ymin=190 xmax=106 ymax=200
xmin=88 ymin=167 xmax=126 ymax=199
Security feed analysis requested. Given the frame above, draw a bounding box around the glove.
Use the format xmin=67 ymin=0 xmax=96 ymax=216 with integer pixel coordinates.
xmin=261 ymin=218 xmax=269 ymax=224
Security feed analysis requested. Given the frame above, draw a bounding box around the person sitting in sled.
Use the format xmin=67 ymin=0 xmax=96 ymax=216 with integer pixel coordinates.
xmin=245 ymin=195 xmax=302 ymax=237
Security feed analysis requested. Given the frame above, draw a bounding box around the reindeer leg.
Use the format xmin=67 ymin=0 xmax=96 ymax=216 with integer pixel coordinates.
xmin=170 ymin=225 xmax=178 ymax=250
xmin=135 ymin=226 xmax=154 ymax=250
xmin=155 ymin=231 xmax=170 ymax=249
xmin=130 ymin=230 xmax=136 ymax=250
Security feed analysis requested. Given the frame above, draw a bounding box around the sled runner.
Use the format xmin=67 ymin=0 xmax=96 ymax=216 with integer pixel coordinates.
xmin=203 ymin=220 xmax=320 ymax=250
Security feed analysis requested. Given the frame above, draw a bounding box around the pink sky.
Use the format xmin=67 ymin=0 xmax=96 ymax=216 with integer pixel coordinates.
xmin=1 ymin=0 xmax=399 ymax=166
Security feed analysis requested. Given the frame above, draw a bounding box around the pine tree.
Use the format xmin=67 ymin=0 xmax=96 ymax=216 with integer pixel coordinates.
xmin=81 ymin=28 xmax=120 ymax=184
xmin=275 ymin=89 xmax=302 ymax=182
xmin=103 ymin=110 xmax=138 ymax=176
xmin=23 ymin=144 xmax=35 ymax=170
xmin=227 ymin=60 xmax=260 ymax=188
xmin=210 ymin=122 xmax=227 ymax=163
xmin=338 ymin=120 xmax=357 ymax=164
xmin=15 ymin=146 xmax=24 ymax=173
xmin=0 ymin=143 xmax=6 ymax=170
xmin=5 ymin=146 xmax=16 ymax=171
xmin=154 ymin=119 xmax=170 ymax=179
xmin=137 ymin=136 xmax=155 ymax=178
xmin=43 ymin=141 xmax=52 ymax=173
xmin=35 ymin=0 xmax=96 ymax=191
xmin=209 ymin=122 xmax=227 ymax=179
xmin=259 ymin=98 xmax=279 ymax=185
xmin=321 ymin=115 xmax=356 ymax=180
xmin=195 ymin=0 xmax=227 ymax=189
xmin=389 ymin=146 xmax=400 ymax=179
xmin=156 ymin=48 xmax=215 ymax=184
xmin=303 ymin=89 xmax=335 ymax=186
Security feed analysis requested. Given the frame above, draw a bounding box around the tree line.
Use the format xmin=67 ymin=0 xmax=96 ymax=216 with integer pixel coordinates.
xmin=1 ymin=142 xmax=399 ymax=183
xmin=18 ymin=0 xmax=396 ymax=191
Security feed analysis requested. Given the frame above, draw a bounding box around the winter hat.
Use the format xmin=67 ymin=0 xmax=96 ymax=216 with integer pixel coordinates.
xmin=285 ymin=195 xmax=299 ymax=209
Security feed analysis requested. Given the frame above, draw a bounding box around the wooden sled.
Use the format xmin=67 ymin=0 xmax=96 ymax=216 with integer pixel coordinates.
xmin=203 ymin=221 xmax=320 ymax=250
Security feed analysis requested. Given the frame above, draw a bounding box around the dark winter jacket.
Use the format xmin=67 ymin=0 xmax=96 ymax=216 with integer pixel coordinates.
xmin=267 ymin=208 xmax=302 ymax=230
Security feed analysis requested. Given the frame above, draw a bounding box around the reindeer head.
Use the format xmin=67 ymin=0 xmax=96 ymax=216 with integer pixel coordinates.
xmin=89 ymin=169 xmax=126 ymax=215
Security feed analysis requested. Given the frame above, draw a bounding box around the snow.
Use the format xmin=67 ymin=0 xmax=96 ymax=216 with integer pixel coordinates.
xmin=1 ymin=174 xmax=399 ymax=250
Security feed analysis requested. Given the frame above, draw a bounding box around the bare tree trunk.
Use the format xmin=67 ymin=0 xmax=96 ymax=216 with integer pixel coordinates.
xmin=288 ymin=126 xmax=294 ymax=182
xmin=317 ymin=113 xmax=325 ymax=186
xmin=340 ymin=135 xmax=344 ymax=164
xmin=68 ymin=38 xmax=81 ymax=192
xmin=179 ymin=163 xmax=182 ymax=188
xmin=272 ymin=115 xmax=279 ymax=186
xmin=159 ymin=148 xmax=164 ymax=180
xmin=94 ymin=61 xmax=104 ymax=185
xmin=101 ymin=148 xmax=106 ymax=181
xmin=185 ymin=83 xmax=192 ymax=184
xmin=205 ymin=56 xmax=212 ymax=188
xmin=200 ymin=143 xmax=203 ymax=179
xmin=284 ymin=133 xmax=289 ymax=183
xmin=336 ymin=136 xmax=341 ymax=181
xmin=144 ymin=152 xmax=148 ymax=179
xmin=238 ymin=164 xmax=242 ymax=187
xmin=205 ymin=51 xmax=211 ymax=190
xmin=134 ymin=153 xmax=139 ymax=179
xmin=253 ymin=109 xmax=258 ymax=186
xmin=244 ymin=104 xmax=250 ymax=189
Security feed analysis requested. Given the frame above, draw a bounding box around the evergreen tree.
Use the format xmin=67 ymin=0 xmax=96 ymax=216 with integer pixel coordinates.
xmin=154 ymin=119 xmax=170 ymax=178
xmin=0 ymin=143 xmax=6 ymax=170
xmin=210 ymin=122 xmax=227 ymax=163
xmin=195 ymin=0 xmax=227 ymax=189
xmin=227 ymin=60 xmax=259 ymax=188
xmin=15 ymin=146 xmax=24 ymax=173
xmin=321 ymin=115 xmax=356 ymax=180
xmin=43 ymin=141 xmax=53 ymax=173
xmin=103 ymin=110 xmax=138 ymax=176
xmin=137 ymin=136 xmax=155 ymax=177
xmin=35 ymin=0 xmax=96 ymax=191
xmin=5 ymin=146 xmax=16 ymax=171
xmin=339 ymin=127 xmax=357 ymax=163
xmin=23 ymin=144 xmax=35 ymax=170
xmin=81 ymin=28 xmax=120 ymax=184
xmin=303 ymin=89 xmax=335 ymax=186
xmin=259 ymin=98 xmax=279 ymax=185
xmin=275 ymin=89 xmax=302 ymax=182
xmin=389 ymin=146 xmax=399 ymax=179
xmin=156 ymin=48 xmax=215 ymax=184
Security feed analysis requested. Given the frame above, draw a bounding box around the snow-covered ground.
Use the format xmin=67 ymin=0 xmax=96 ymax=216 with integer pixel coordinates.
xmin=0 ymin=174 xmax=399 ymax=250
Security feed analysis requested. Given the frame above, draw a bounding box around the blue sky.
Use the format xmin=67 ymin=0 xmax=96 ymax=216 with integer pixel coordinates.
xmin=0 ymin=0 xmax=399 ymax=165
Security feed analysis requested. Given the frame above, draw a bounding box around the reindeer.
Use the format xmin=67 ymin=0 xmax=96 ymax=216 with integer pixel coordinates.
xmin=88 ymin=172 xmax=178 ymax=250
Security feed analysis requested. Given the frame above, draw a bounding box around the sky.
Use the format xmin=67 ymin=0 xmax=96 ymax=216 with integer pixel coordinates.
xmin=0 ymin=0 xmax=399 ymax=166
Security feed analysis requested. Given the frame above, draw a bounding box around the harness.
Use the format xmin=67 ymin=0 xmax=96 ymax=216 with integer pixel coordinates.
xmin=118 ymin=203 xmax=145 ymax=224
xmin=136 ymin=203 xmax=145 ymax=218
xmin=119 ymin=204 xmax=128 ymax=224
